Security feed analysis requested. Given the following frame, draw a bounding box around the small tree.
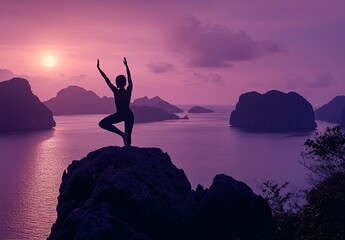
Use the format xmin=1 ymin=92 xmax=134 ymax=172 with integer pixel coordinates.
xmin=301 ymin=125 xmax=345 ymax=184
xmin=298 ymin=125 xmax=345 ymax=239
xmin=259 ymin=181 xmax=302 ymax=240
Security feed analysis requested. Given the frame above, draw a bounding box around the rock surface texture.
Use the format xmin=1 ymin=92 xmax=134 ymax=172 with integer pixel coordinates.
xmin=49 ymin=146 xmax=273 ymax=240
xmin=0 ymin=78 xmax=55 ymax=132
xmin=230 ymin=90 xmax=317 ymax=131
xmin=314 ymin=96 xmax=345 ymax=124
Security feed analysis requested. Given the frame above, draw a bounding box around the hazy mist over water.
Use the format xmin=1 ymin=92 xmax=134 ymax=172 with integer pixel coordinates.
xmin=0 ymin=105 xmax=336 ymax=239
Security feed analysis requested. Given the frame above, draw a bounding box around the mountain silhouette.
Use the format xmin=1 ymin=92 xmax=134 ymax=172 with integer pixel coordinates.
xmin=44 ymin=86 xmax=179 ymax=123
xmin=132 ymin=96 xmax=183 ymax=113
xmin=44 ymin=86 xmax=114 ymax=115
xmin=314 ymin=96 xmax=345 ymax=124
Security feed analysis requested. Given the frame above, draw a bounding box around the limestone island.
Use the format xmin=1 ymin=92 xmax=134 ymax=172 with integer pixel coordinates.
xmin=230 ymin=90 xmax=317 ymax=132
xmin=132 ymin=96 xmax=183 ymax=113
xmin=0 ymin=78 xmax=55 ymax=132
xmin=48 ymin=146 xmax=273 ymax=240
xmin=44 ymin=86 xmax=179 ymax=123
xmin=314 ymin=95 xmax=345 ymax=124
xmin=188 ymin=106 xmax=214 ymax=113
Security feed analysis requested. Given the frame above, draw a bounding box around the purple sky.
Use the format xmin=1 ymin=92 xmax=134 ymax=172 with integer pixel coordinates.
xmin=1 ymin=0 xmax=344 ymax=106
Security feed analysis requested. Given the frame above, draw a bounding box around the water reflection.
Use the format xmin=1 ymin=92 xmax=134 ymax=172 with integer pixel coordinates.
xmin=0 ymin=130 xmax=63 ymax=240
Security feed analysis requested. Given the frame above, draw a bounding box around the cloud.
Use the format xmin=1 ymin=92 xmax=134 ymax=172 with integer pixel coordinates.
xmin=182 ymin=72 xmax=225 ymax=86
xmin=284 ymin=72 xmax=335 ymax=89
xmin=171 ymin=15 xmax=281 ymax=68
xmin=67 ymin=74 xmax=87 ymax=82
xmin=192 ymin=72 xmax=224 ymax=84
xmin=311 ymin=72 xmax=335 ymax=88
xmin=147 ymin=62 xmax=174 ymax=73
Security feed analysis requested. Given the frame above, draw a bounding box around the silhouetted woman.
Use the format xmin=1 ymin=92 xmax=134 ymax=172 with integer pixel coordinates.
xmin=97 ymin=57 xmax=134 ymax=146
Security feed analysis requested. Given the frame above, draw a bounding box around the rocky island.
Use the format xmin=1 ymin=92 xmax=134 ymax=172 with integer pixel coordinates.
xmin=44 ymin=86 xmax=114 ymax=115
xmin=44 ymin=86 xmax=179 ymax=123
xmin=132 ymin=96 xmax=183 ymax=113
xmin=314 ymin=95 xmax=345 ymax=124
xmin=49 ymin=146 xmax=273 ymax=240
xmin=0 ymin=78 xmax=55 ymax=132
xmin=188 ymin=106 xmax=214 ymax=113
xmin=230 ymin=90 xmax=317 ymax=131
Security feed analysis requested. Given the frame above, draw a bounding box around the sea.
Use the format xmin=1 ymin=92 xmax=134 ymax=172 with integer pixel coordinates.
xmin=0 ymin=105 xmax=336 ymax=240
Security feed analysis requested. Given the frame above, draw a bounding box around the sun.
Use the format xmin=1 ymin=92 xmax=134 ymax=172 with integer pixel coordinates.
xmin=43 ymin=56 xmax=56 ymax=67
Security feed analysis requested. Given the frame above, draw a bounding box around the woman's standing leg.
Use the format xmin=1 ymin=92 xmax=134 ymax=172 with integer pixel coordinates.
xmin=125 ymin=112 xmax=134 ymax=146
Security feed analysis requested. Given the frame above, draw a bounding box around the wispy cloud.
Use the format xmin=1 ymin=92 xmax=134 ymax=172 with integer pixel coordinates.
xmin=284 ymin=72 xmax=335 ymax=89
xmin=170 ymin=15 xmax=281 ymax=68
xmin=147 ymin=62 xmax=174 ymax=73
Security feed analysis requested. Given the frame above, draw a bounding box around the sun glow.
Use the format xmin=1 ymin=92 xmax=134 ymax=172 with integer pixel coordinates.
xmin=43 ymin=56 xmax=56 ymax=67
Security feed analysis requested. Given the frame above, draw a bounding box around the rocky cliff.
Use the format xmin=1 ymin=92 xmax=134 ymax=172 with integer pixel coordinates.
xmin=49 ymin=146 xmax=273 ymax=240
xmin=230 ymin=90 xmax=317 ymax=131
xmin=314 ymin=96 xmax=345 ymax=124
xmin=0 ymin=78 xmax=55 ymax=132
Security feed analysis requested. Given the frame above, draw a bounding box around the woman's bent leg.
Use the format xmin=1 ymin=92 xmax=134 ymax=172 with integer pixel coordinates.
xmin=99 ymin=113 xmax=124 ymax=136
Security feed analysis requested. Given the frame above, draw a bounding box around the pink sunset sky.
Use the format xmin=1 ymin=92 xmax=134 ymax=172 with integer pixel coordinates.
xmin=1 ymin=0 xmax=344 ymax=106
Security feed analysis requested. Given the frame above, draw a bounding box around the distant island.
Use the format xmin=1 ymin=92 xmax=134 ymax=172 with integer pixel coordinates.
xmin=230 ymin=90 xmax=317 ymax=131
xmin=44 ymin=86 xmax=114 ymax=115
xmin=188 ymin=106 xmax=214 ymax=113
xmin=0 ymin=78 xmax=55 ymax=132
xmin=132 ymin=96 xmax=183 ymax=113
xmin=44 ymin=86 xmax=179 ymax=123
xmin=314 ymin=96 xmax=345 ymax=124
xmin=48 ymin=146 xmax=273 ymax=240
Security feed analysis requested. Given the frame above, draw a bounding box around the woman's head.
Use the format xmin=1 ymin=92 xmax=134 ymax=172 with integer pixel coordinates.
xmin=115 ymin=75 xmax=126 ymax=88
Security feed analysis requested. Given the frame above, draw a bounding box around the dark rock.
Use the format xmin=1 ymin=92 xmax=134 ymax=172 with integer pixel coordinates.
xmin=196 ymin=174 xmax=273 ymax=239
xmin=314 ymin=96 xmax=345 ymax=123
xmin=132 ymin=96 xmax=183 ymax=113
xmin=188 ymin=106 xmax=214 ymax=113
xmin=49 ymin=147 xmax=196 ymax=240
xmin=44 ymin=86 xmax=179 ymax=123
xmin=230 ymin=90 xmax=317 ymax=131
xmin=49 ymin=147 xmax=273 ymax=240
xmin=0 ymin=78 xmax=55 ymax=132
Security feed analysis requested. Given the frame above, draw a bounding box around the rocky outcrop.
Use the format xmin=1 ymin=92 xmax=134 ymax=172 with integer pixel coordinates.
xmin=132 ymin=96 xmax=183 ymax=113
xmin=188 ymin=106 xmax=214 ymax=113
xmin=44 ymin=86 xmax=179 ymax=123
xmin=314 ymin=96 xmax=345 ymax=123
xmin=49 ymin=147 xmax=273 ymax=240
xmin=230 ymin=90 xmax=317 ymax=131
xmin=0 ymin=78 xmax=55 ymax=132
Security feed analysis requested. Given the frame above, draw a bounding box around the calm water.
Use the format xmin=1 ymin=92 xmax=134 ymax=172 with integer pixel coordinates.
xmin=0 ymin=105 xmax=335 ymax=240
